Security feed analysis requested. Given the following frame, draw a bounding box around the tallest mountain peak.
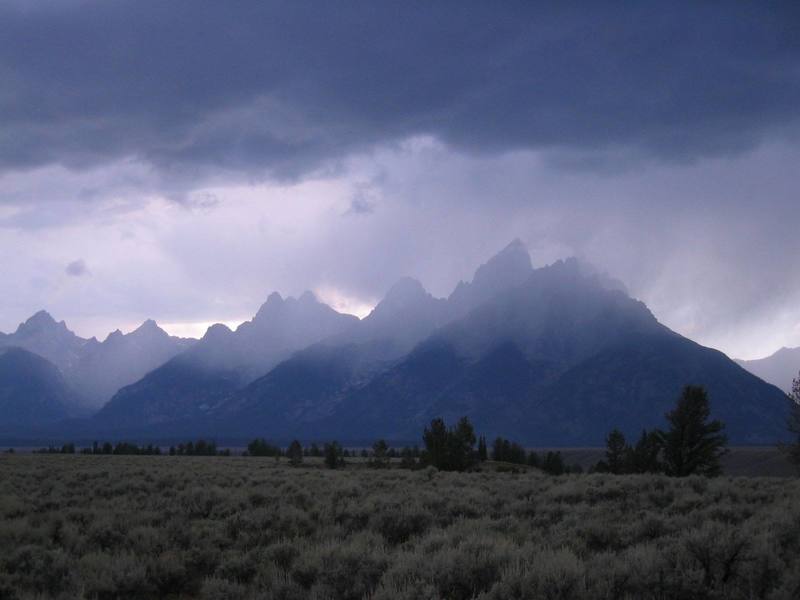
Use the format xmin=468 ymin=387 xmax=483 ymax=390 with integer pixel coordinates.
xmin=26 ymin=309 xmax=56 ymax=325
xmin=470 ymin=239 xmax=533 ymax=290
xmin=447 ymin=239 xmax=533 ymax=317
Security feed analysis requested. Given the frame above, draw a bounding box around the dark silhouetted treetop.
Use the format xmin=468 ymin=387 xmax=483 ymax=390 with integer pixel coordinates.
xmin=324 ymin=441 xmax=345 ymax=469
xmin=370 ymin=439 xmax=390 ymax=468
xmin=604 ymin=429 xmax=628 ymax=474
xmin=661 ymin=385 xmax=727 ymax=477
xmin=422 ymin=416 xmax=477 ymax=471
xmin=287 ymin=440 xmax=303 ymax=466
xmin=491 ymin=437 xmax=527 ymax=465
xmin=782 ymin=373 xmax=800 ymax=472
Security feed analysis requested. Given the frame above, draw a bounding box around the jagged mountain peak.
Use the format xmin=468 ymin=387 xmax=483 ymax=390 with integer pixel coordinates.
xmin=376 ymin=277 xmax=431 ymax=310
xmin=129 ymin=318 xmax=167 ymax=338
xmin=448 ymin=240 xmax=534 ymax=317
xmin=472 ymin=239 xmax=533 ymax=286
xmin=15 ymin=310 xmax=70 ymax=336
xmin=104 ymin=329 xmax=124 ymax=343
xmin=297 ymin=290 xmax=318 ymax=303
xmin=137 ymin=318 xmax=159 ymax=330
xmin=538 ymin=257 xmax=629 ymax=295
xmin=249 ymin=290 xmax=345 ymax=328
xmin=252 ymin=292 xmax=285 ymax=320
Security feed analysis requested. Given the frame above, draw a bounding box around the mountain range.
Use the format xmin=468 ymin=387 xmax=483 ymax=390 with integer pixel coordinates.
xmin=0 ymin=312 xmax=193 ymax=412
xmin=0 ymin=240 xmax=793 ymax=445
xmin=737 ymin=347 xmax=800 ymax=394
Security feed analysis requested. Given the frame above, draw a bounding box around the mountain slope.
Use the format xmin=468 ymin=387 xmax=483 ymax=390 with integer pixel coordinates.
xmin=0 ymin=311 xmax=88 ymax=375
xmin=93 ymin=292 xmax=358 ymax=430
xmin=225 ymin=251 xmax=789 ymax=445
xmin=737 ymin=347 xmax=800 ymax=394
xmin=531 ymin=334 xmax=789 ymax=445
xmin=216 ymin=241 xmax=544 ymax=437
xmin=71 ymin=319 xmax=194 ymax=407
xmin=0 ymin=312 xmax=194 ymax=410
xmin=0 ymin=347 xmax=77 ymax=430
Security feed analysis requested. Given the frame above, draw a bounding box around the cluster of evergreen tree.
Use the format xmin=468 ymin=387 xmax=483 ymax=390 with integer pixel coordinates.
xmin=79 ymin=441 xmax=162 ymax=455
xmin=36 ymin=440 xmax=236 ymax=456
xmin=529 ymin=450 xmax=583 ymax=475
xmin=419 ymin=418 xmax=582 ymax=474
xmin=245 ymin=438 xmax=282 ymax=457
xmin=421 ymin=417 xmax=477 ymax=471
xmin=35 ymin=443 xmax=77 ymax=454
xmin=595 ymin=386 xmax=728 ymax=476
xmin=34 ymin=441 xmax=161 ymax=455
xmin=169 ymin=439 xmax=228 ymax=456
xmin=487 ymin=437 xmax=581 ymax=474
xmin=323 ymin=441 xmax=346 ymax=469
xmin=491 ymin=437 xmax=527 ymax=464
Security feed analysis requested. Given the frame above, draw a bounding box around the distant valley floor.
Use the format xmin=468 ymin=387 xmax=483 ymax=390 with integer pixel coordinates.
xmin=2 ymin=444 xmax=797 ymax=477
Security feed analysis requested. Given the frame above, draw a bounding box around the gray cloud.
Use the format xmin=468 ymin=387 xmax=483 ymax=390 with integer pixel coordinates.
xmin=1 ymin=2 xmax=800 ymax=362
xmin=0 ymin=1 xmax=798 ymax=185
xmin=65 ymin=259 xmax=88 ymax=277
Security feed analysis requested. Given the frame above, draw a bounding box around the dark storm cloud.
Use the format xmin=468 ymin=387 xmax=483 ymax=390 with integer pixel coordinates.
xmin=1 ymin=1 xmax=799 ymax=181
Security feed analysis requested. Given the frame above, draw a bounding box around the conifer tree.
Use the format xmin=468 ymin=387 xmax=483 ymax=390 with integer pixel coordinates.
xmin=661 ymin=385 xmax=727 ymax=477
xmin=324 ymin=441 xmax=345 ymax=469
xmin=422 ymin=418 xmax=449 ymax=469
xmin=422 ymin=416 xmax=477 ymax=471
xmin=287 ymin=440 xmax=303 ymax=466
xmin=371 ymin=439 xmax=389 ymax=468
xmin=477 ymin=436 xmax=488 ymax=462
xmin=782 ymin=374 xmax=800 ymax=472
xmin=605 ymin=429 xmax=628 ymax=474
xmin=626 ymin=429 xmax=663 ymax=473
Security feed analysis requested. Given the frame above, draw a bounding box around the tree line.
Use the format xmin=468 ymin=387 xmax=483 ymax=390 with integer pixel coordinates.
xmin=34 ymin=439 xmax=231 ymax=456
xmin=23 ymin=380 xmax=800 ymax=476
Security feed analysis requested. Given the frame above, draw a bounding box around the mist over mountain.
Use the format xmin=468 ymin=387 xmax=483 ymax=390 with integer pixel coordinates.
xmin=208 ymin=243 xmax=788 ymax=445
xmin=71 ymin=320 xmax=195 ymax=407
xmin=214 ymin=241 xmax=542 ymax=434
xmin=333 ymin=277 xmax=448 ymax=359
xmin=2 ymin=240 xmax=791 ymax=446
xmin=0 ymin=347 xmax=78 ymax=430
xmin=0 ymin=311 xmax=87 ymax=376
xmin=93 ymin=292 xmax=358 ymax=430
xmin=737 ymin=347 xmax=800 ymax=394
xmin=290 ymin=257 xmax=785 ymax=445
xmin=0 ymin=312 xmax=193 ymax=409
xmin=448 ymin=239 xmax=534 ymax=319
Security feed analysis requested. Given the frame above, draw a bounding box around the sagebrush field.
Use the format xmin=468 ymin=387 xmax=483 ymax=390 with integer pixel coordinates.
xmin=1 ymin=455 xmax=799 ymax=600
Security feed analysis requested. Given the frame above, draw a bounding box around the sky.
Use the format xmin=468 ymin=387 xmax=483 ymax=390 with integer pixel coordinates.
xmin=1 ymin=1 xmax=799 ymax=360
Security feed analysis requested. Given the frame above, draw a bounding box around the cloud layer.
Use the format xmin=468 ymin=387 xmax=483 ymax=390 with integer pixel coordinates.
xmin=1 ymin=2 xmax=799 ymax=360
xmin=2 ymin=2 xmax=799 ymax=183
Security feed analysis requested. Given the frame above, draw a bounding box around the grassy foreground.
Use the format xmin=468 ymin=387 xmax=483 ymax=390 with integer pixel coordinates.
xmin=0 ymin=456 xmax=799 ymax=600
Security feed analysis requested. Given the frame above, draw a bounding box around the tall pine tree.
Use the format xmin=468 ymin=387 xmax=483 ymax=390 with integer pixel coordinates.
xmin=604 ymin=429 xmax=628 ymax=474
xmin=782 ymin=374 xmax=800 ymax=472
xmin=661 ymin=386 xmax=727 ymax=477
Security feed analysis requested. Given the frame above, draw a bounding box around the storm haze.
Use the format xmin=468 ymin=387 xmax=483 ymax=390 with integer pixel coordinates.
xmin=1 ymin=2 xmax=799 ymax=360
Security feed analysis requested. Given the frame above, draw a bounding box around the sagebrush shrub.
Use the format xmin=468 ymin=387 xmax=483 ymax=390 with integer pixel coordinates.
xmin=0 ymin=455 xmax=797 ymax=599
